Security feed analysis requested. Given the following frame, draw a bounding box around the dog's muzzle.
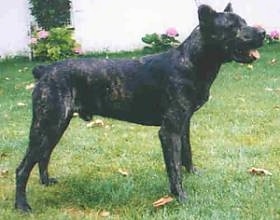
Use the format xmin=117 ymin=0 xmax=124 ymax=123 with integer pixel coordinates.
xmin=233 ymin=26 xmax=266 ymax=63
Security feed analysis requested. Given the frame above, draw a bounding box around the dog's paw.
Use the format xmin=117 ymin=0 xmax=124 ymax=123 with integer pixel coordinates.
xmin=171 ymin=188 xmax=188 ymax=203
xmin=177 ymin=192 xmax=188 ymax=203
xmin=41 ymin=177 xmax=58 ymax=186
xmin=48 ymin=177 xmax=58 ymax=185
xmin=189 ymin=166 xmax=202 ymax=176
xmin=15 ymin=202 xmax=32 ymax=213
xmin=183 ymin=165 xmax=201 ymax=175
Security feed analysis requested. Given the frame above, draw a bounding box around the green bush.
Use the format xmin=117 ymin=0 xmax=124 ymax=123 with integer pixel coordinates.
xmin=31 ymin=27 xmax=81 ymax=61
xmin=29 ymin=0 xmax=71 ymax=30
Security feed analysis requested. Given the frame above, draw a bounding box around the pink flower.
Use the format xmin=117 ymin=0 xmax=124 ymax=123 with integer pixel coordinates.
xmin=270 ymin=30 xmax=280 ymax=40
xmin=73 ymin=46 xmax=82 ymax=54
xmin=31 ymin=37 xmax=37 ymax=44
xmin=166 ymin=27 xmax=179 ymax=37
xmin=37 ymin=30 xmax=49 ymax=39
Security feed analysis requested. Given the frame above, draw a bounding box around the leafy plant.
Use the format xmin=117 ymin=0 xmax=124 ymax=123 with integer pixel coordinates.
xmin=29 ymin=0 xmax=71 ymax=30
xmin=30 ymin=27 xmax=81 ymax=61
xmin=142 ymin=27 xmax=180 ymax=53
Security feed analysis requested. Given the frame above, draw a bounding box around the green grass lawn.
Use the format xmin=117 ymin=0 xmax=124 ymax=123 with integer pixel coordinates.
xmin=0 ymin=45 xmax=279 ymax=219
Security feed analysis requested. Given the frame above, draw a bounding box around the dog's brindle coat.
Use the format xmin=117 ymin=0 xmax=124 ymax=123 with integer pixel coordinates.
xmin=15 ymin=4 xmax=265 ymax=212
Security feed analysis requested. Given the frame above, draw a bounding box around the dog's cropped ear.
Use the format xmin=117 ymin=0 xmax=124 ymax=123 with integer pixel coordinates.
xmin=198 ymin=5 xmax=217 ymax=27
xmin=224 ymin=3 xmax=233 ymax=12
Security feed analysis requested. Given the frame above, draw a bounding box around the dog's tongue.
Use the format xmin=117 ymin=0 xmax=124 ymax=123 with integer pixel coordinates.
xmin=249 ymin=49 xmax=260 ymax=59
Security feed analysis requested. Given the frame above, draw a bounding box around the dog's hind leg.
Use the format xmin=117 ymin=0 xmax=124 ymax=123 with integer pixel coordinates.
xmin=38 ymin=119 xmax=71 ymax=186
xmin=15 ymin=119 xmax=71 ymax=212
xmin=15 ymin=86 xmax=73 ymax=212
xmin=16 ymin=113 xmax=72 ymax=212
xmin=15 ymin=144 xmax=38 ymax=212
xmin=36 ymin=101 xmax=72 ymax=186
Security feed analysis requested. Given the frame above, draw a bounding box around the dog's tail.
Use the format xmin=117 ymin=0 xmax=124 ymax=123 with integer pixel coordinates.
xmin=32 ymin=65 xmax=49 ymax=80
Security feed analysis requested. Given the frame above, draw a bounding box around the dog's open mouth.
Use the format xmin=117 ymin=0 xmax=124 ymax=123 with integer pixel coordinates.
xmin=233 ymin=48 xmax=261 ymax=63
xmin=249 ymin=49 xmax=260 ymax=60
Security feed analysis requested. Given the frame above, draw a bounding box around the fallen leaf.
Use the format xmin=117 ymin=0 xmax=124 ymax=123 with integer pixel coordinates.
xmin=248 ymin=167 xmax=272 ymax=176
xmin=99 ymin=210 xmax=110 ymax=217
xmin=73 ymin=112 xmax=79 ymax=117
xmin=2 ymin=194 xmax=8 ymax=201
xmin=265 ymin=87 xmax=273 ymax=92
xmin=237 ymin=97 xmax=245 ymax=103
xmin=0 ymin=169 xmax=8 ymax=178
xmin=0 ymin=153 xmax=8 ymax=158
xmin=17 ymin=102 xmax=26 ymax=107
xmin=247 ymin=64 xmax=253 ymax=70
xmin=86 ymin=119 xmax=105 ymax=128
xmin=233 ymin=74 xmax=243 ymax=81
xmin=118 ymin=168 xmax=129 ymax=176
xmin=270 ymin=58 xmax=277 ymax=64
xmin=25 ymin=83 xmax=35 ymax=90
xmin=153 ymin=195 xmax=174 ymax=208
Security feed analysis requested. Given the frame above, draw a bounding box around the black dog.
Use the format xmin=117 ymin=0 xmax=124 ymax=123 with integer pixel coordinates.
xmin=15 ymin=3 xmax=265 ymax=212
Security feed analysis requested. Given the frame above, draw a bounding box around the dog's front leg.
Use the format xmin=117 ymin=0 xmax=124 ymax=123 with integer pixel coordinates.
xmin=181 ymin=118 xmax=196 ymax=173
xmin=159 ymin=111 xmax=188 ymax=202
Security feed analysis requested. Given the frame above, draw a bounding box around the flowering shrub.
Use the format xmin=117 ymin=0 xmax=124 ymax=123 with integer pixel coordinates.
xmin=37 ymin=30 xmax=49 ymax=39
xmin=266 ymin=30 xmax=280 ymax=44
xmin=165 ymin=27 xmax=179 ymax=37
xmin=142 ymin=27 xmax=180 ymax=53
xmin=30 ymin=27 xmax=81 ymax=61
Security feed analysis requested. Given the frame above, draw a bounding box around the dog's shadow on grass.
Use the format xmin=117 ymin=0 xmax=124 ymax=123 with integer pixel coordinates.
xmin=34 ymin=170 xmax=168 ymax=211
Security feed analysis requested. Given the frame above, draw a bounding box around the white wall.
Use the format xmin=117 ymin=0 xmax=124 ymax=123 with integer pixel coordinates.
xmin=0 ymin=0 xmax=31 ymax=57
xmin=201 ymin=0 xmax=280 ymax=31
xmin=71 ymin=0 xmax=198 ymax=52
xmin=0 ymin=1 xmax=280 ymax=56
xmin=71 ymin=0 xmax=280 ymax=52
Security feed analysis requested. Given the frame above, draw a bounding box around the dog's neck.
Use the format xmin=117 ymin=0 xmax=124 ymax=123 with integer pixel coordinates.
xmin=178 ymin=27 xmax=226 ymax=81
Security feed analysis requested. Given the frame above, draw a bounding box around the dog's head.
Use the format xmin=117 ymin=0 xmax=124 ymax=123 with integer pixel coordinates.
xmin=198 ymin=3 xmax=265 ymax=63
